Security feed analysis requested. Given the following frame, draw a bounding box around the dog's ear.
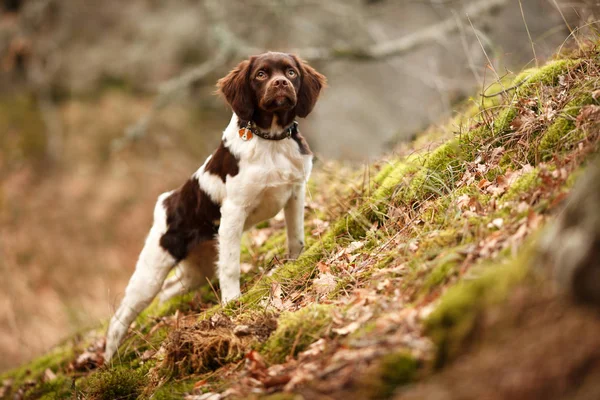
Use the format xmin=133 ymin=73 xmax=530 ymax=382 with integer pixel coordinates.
xmin=292 ymin=55 xmax=327 ymax=118
xmin=216 ymin=58 xmax=254 ymax=121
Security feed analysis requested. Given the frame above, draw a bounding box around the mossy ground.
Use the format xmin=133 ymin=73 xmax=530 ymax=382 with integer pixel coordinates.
xmin=3 ymin=41 xmax=600 ymax=400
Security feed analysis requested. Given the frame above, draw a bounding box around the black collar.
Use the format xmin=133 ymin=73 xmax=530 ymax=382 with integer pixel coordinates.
xmin=240 ymin=120 xmax=299 ymax=141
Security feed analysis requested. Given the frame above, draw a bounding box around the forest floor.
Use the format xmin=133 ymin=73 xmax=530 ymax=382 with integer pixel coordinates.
xmin=2 ymin=40 xmax=600 ymax=400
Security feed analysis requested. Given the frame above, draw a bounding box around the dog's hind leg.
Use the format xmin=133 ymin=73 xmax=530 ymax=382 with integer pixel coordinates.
xmin=105 ymin=193 xmax=176 ymax=364
xmin=159 ymin=240 xmax=216 ymax=304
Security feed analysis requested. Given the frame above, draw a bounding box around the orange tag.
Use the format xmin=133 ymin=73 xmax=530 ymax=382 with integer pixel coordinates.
xmin=239 ymin=128 xmax=253 ymax=141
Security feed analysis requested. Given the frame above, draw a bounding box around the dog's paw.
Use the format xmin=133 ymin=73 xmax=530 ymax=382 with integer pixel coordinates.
xmin=220 ymin=287 xmax=241 ymax=305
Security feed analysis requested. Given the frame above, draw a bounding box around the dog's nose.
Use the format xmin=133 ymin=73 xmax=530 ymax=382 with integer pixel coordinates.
xmin=272 ymin=78 xmax=289 ymax=87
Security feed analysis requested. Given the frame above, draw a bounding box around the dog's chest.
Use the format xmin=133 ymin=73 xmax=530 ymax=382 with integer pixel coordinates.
xmin=235 ymin=141 xmax=311 ymax=225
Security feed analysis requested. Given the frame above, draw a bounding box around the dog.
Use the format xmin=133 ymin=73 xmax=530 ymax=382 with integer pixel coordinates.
xmin=104 ymin=52 xmax=326 ymax=363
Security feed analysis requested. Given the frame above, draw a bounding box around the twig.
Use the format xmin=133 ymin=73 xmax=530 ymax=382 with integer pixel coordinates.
xmin=551 ymin=0 xmax=584 ymax=49
xmin=111 ymin=50 xmax=230 ymax=152
xmin=293 ymin=0 xmax=507 ymax=62
xmin=518 ymin=0 xmax=538 ymax=68
xmin=480 ymin=77 xmax=530 ymax=98
xmin=117 ymin=0 xmax=508 ymax=148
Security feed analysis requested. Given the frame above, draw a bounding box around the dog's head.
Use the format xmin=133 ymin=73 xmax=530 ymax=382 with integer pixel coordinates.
xmin=217 ymin=52 xmax=326 ymax=122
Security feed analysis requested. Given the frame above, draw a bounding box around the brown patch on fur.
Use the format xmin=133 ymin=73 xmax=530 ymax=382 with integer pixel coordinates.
xmin=205 ymin=140 xmax=240 ymax=183
xmin=292 ymin=129 xmax=312 ymax=155
xmin=160 ymin=179 xmax=221 ymax=261
xmin=216 ymin=59 xmax=254 ymax=121
xmin=291 ymin=54 xmax=327 ymax=118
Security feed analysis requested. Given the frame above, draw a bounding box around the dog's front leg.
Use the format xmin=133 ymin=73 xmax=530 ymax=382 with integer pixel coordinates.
xmin=284 ymin=183 xmax=306 ymax=259
xmin=218 ymin=200 xmax=247 ymax=304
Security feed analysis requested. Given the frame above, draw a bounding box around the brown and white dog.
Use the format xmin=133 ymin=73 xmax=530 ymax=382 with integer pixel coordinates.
xmin=104 ymin=52 xmax=326 ymax=363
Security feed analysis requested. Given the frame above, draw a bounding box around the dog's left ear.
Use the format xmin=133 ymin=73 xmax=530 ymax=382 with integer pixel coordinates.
xmin=292 ymin=55 xmax=327 ymax=118
xmin=216 ymin=58 xmax=254 ymax=121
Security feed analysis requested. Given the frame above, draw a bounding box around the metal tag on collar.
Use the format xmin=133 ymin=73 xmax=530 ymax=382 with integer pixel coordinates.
xmin=289 ymin=121 xmax=298 ymax=136
xmin=238 ymin=121 xmax=253 ymax=141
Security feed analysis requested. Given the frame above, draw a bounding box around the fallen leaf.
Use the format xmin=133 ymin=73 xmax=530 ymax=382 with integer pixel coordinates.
xmin=488 ymin=218 xmax=504 ymax=229
xmin=193 ymin=380 xmax=208 ymax=390
xmin=300 ymin=338 xmax=327 ymax=358
xmin=408 ymin=240 xmax=419 ymax=252
xmin=377 ymin=279 xmax=391 ymax=291
xmin=313 ymin=273 xmax=337 ymax=295
xmin=316 ymin=261 xmax=330 ymax=273
xmin=269 ymin=282 xmax=285 ymax=310
xmin=576 ymin=104 xmax=600 ymax=128
xmin=141 ymin=349 xmax=156 ymax=361
xmin=346 ymin=241 xmax=364 ymax=253
xmin=43 ymin=368 xmax=57 ymax=382
xmin=333 ymin=321 xmax=361 ymax=336
xmin=185 ymin=393 xmax=221 ymax=400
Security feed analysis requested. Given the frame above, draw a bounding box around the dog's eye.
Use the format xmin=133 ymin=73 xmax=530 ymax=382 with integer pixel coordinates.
xmin=287 ymin=69 xmax=296 ymax=78
xmin=256 ymin=70 xmax=267 ymax=79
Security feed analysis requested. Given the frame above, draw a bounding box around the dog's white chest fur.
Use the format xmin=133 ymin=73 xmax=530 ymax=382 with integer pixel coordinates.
xmin=207 ymin=115 xmax=313 ymax=225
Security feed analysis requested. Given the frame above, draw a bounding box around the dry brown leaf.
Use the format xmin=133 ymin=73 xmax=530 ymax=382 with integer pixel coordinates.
xmin=269 ymin=282 xmax=285 ymax=310
xmin=141 ymin=349 xmax=156 ymax=361
xmin=333 ymin=321 xmax=361 ymax=336
xmin=408 ymin=240 xmax=419 ymax=252
xmin=313 ymin=273 xmax=337 ymax=295
xmin=317 ymin=261 xmax=330 ymax=273
xmin=377 ymin=279 xmax=391 ymax=291
xmin=346 ymin=241 xmax=364 ymax=253
xmin=576 ymin=104 xmax=600 ymax=128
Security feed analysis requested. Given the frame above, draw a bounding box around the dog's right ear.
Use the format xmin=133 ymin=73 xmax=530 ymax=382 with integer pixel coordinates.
xmin=216 ymin=58 xmax=254 ymax=121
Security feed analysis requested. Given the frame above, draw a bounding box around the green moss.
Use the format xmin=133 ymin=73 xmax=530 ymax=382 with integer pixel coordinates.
xmin=492 ymin=106 xmax=519 ymax=137
xmin=537 ymin=91 xmax=596 ymax=160
xmin=503 ymin=168 xmax=541 ymax=202
xmin=1 ymin=346 xmax=74 ymax=387
xmin=262 ymin=304 xmax=333 ymax=363
xmin=539 ymin=118 xmax=576 ymax=161
xmin=356 ymin=352 xmax=419 ymax=399
xmin=377 ymin=352 xmax=419 ymax=393
xmin=425 ymin=250 xmax=532 ymax=368
xmin=510 ymin=59 xmax=578 ymax=97
xmin=23 ymin=376 xmax=73 ymax=400
xmin=372 ymin=160 xmax=398 ymax=186
xmin=398 ymin=141 xmax=464 ymax=203
xmin=79 ymin=366 xmax=147 ymax=400
xmin=422 ymin=256 xmax=460 ymax=291
xmin=151 ymin=378 xmax=197 ymax=400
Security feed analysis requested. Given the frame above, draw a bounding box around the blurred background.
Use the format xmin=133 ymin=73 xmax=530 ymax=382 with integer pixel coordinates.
xmin=0 ymin=0 xmax=597 ymax=371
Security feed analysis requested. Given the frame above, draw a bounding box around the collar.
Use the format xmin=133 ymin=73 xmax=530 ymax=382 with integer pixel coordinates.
xmin=238 ymin=120 xmax=298 ymax=142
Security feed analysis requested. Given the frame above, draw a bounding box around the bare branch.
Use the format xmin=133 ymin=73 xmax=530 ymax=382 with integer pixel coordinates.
xmin=118 ymin=0 xmax=507 ymax=149
xmin=291 ymin=0 xmax=507 ymax=61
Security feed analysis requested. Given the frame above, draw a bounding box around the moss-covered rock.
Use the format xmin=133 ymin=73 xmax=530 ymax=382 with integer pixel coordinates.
xmin=425 ymin=250 xmax=533 ymax=368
